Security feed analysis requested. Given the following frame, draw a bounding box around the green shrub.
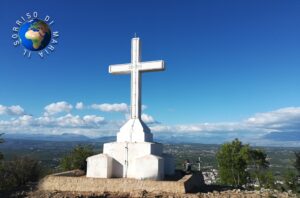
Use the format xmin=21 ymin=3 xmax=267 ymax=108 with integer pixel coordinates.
xmin=60 ymin=144 xmax=94 ymax=171
xmin=0 ymin=157 xmax=41 ymax=191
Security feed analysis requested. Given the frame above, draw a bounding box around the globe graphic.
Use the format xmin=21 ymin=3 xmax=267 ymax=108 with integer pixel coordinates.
xmin=18 ymin=18 xmax=51 ymax=51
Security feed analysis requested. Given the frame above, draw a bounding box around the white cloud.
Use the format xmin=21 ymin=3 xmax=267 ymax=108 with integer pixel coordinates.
xmin=75 ymin=102 xmax=84 ymax=110
xmin=0 ymin=105 xmax=25 ymax=116
xmin=83 ymin=115 xmax=105 ymax=124
xmin=11 ymin=115 xmax=33 ymax=126
xmin=141 ymin=113 xmax=156 ymax=124
xmin=47 ymin=114 xmax=105 ymax=128
xmin=56 ymin=114 xmax=84 ymax=127
xmin=0 ymin=113 xmax=106 ymax=135
xmin=142 ymin=105 xmax=147 ymax=110
xmin=151 ymin=107 xmax=300 ymax=134
xmin=8 ymin=105 xmax=25 ymax=115
xmin=91 ymin=103 xmax=128 ymax=112
xmin=245 ymin=107 xmax=300 ymax=131
xmin=150 ymin=122 xmax=244 ymax=133
xmin=1 ymin=103 xmax=300 ymax=143
xmin=36 ymin=115 xmax=53 ymax=126
xmin=0 ymin=105 xmax=6 ymax=115
xmin=44 ymin=101 xmax=73 ymax=116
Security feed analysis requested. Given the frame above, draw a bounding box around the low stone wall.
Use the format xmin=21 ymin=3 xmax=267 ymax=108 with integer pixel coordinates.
xmin=38 ymin=170 xmax=203 ymax=194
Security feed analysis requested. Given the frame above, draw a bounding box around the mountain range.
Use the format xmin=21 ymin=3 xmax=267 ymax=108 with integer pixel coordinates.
xmin=2 ymin=131 xmax=300 ymax=147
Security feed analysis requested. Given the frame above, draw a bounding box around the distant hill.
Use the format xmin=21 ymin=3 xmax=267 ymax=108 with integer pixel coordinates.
xmin=3 ymin=132 xmax=300 ymax=147
xmin=93 ymin=136 xmax=116 ymax=142
xmin=3 ymin=133 xmax=216 ymax=144
xmin=154 ymin=134 xmax=225 ymax=144
xmin=263 ymin=131 xmax=300 ymax=141
xmin=3 ymin=133 xmax=115 ymax=142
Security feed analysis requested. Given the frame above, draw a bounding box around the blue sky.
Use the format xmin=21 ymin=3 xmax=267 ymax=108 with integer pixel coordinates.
xmin=0 ymin=0 xmax=300 ymax=145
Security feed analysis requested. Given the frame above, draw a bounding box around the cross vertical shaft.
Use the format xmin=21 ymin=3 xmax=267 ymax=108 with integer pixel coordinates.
xmin=131 ymin=38 xmax=141 ymax=119
xmin=108 ymin=37 xmax=165 ymax=142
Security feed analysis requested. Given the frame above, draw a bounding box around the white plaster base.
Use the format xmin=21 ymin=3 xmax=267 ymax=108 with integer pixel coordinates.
xmin=135 ymin=154 xmax=164 ymax=180
xmin=86 ymin=141 xmax=174 ymax=180
xmin=117 ymin=119 xmax=153 ymax=142
xmin=86 ymin=117 xmax=174 ymax=180
xmin=103 ymin=142 xmax=163 ymax=179
xmin=86 ymin=154 xmax=112 ymax=178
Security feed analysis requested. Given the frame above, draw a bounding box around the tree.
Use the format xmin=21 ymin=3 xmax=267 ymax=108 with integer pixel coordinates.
xmin=257 ymin=170 xmax=275 ymax=189
xmin=277 ymin=152 xmax=300 ymax=193
xmin=216 ymin=139 xmax=250 ymax=186
xmin=294 ymin=151 xmax=300 ymax=174
xmin=60 ymin=145 xmax=94 ymax=171
xmin=0 ymin=133 xmax=4 ymax=161
xmin=216 ymin=138 xmax=269 ymax=187
xmin=247 ymin=149 xmax=269 ymax=187
xmin=283 ymin=169 xmax=298 ymax=192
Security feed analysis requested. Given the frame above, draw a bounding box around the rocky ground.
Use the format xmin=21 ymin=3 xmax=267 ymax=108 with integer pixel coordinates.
xmin=20 ymin=190 xmax=295 ymax=198
xmin=4 ymin=188 xmax=299 ymax=198
xmin=1 ymin=181 xmax=298 ymax=198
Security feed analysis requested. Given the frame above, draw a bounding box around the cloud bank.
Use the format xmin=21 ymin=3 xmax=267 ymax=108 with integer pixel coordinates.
xmin=0 ymin=105 xmax=25 ymax=116
xmin=0 ymin=102 xmax=299 ymax=145
xmin=91 ymin=103 xmax=128 ymax=112
xmin=44 ymin=101 xmax=73 ymax=116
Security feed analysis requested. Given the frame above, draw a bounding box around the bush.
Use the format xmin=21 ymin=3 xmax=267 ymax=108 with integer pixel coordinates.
xmin=257 ymin=170 xmax=275 ymax=189
xmin=283 ymin=169 xmax=298 ymax=192
xmin=0 ymin=156 xmax=41 ymax=191
xmin=295 ymin=152 xmax=300 ymax=174
xmin=60 ymin=144 xmax=94 ymax=172
xmin=0 ymin=133 xmax=4 ymax=161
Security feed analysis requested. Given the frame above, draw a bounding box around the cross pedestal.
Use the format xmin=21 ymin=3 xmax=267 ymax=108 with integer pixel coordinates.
xmin=86 ymin=37 xmax=174 ymax=180
xmin=117 ymin=118 xmax=153 ymax=142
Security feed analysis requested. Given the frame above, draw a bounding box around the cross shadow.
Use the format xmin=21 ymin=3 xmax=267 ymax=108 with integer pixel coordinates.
xmin=112 ymin=159 xmax=123 ymax=178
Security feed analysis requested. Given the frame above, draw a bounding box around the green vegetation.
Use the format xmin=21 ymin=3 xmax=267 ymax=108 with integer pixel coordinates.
xmin=60 ymin=145 xmax=94 ymax=171
xmin=256 ymin=170 xmax=275 ymax=189
xmin=0 ymin=133 xmax=4 ymax=160
xmin=216 ymin=138 xmax=251 ymax=186
xmin=0 ymin=135 xmax=42 ymax=192
xmin=216 ymin=139 xmax=300 ymax=194
xmin=247 ymin=148 xmax=270 ymax=188
xmin=0 ymin=156 xmax=41 ymax=191
xmin=295 ymin=151 xmax=300 ymax=173
xmin=0 ymin=138 xmax=299 ymax=194
xmin=216 ymin=138 xmax=270 ymax=187
xmin=283 ymin=169 xmax=298 ymax=192
xmin=282 ymin=152 xmax=300 ymax=194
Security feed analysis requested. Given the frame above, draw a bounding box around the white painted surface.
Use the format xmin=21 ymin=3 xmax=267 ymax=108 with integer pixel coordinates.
xmin=86 ymin=37 xmax=175 ymax=180
xmin=109 ymin=37 xmax=164 ymax=142
xmin=86 ymin=154 xmax=112 ymax=178
xmin=103 ymin=142 xmax=163 ymax=178
xmin=135 ymin=154 xmax=164 ymax=180
xmin=117 ymin=118 xmax=153 ymax=142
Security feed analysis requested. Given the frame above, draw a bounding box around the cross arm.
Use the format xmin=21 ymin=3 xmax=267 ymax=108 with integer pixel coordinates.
xmin=139 ymin=60 xmax=165 ymax=72
xmin=109 ymin=63 xmax=131 ymax=74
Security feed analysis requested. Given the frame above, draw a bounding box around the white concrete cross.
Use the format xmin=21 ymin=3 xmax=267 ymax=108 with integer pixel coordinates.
xmin=109 ymin=37 xmax=165 ymax=120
